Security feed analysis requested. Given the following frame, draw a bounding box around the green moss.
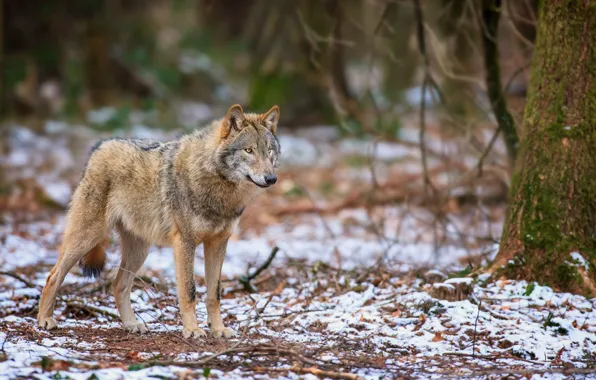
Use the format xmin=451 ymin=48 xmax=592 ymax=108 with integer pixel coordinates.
xmin=127 ymin=364 xmax=145 ymax=371
xmin=511 ymin=348 xmax=537 ymax=361
xmin=351 ymin=284 xmax=367 ymax=293
xmin=542 ymin=311 xmax=569 ymax=335
xmin=556 ymin=327 xmax=569 ymax=335
xmin=553 ymin=263 xmax=583 ymax=287
xmin=519 ymin=164 xmax=562 ymax=252
xmin=498 ymin=255 xmax=525 ymax=279
xmin=543 ymin=311 xmax=557 ymax=328
xmin=283 ymin=184 xmax=305 ymax=198
xmin=505 ymin=111 xmax=596 ymax=293
xmin=524 ymin=282 xmax=536 ymax=296
xmin=509 ymin=172 xmax=522 ymax=194
xmin=448 ymin=266 xmax=473 ymax=279
xmin=374 ymin=118 xmax=402 ymax=140
xmin=545 ymin=123 xmax=583 ymax=140
xmin=319 ymin=181 xmax=335 ymax=197
xmin=344 ymin=155 xmax=369 ymax=168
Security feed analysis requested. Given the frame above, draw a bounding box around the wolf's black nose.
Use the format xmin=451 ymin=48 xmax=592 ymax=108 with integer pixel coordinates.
xmin=265 ymin=175 xmax=277 ymax=185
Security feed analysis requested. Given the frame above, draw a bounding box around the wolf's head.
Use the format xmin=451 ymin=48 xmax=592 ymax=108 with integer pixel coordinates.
xmin=215 ymin=104 xmax=281 ymax=188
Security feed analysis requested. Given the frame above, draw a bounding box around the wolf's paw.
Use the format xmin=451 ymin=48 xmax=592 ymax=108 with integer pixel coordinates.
xmin=183 ymin=327 xmax=207 ymax=339
xmin=38 ymin=317 xmax=58 ymax=330
xmin=123 ymin=320 xmax=148 ymax=334
xmin=211 ymin=327 xmax=236 ymax=339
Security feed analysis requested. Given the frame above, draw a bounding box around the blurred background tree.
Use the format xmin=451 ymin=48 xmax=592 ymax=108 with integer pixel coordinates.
xmin=0 ymin=0 xmax=536 ymax=135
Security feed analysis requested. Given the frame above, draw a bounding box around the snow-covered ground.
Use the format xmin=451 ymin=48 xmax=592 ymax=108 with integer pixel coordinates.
xmin=1 ymin=223 xmax=595 ymax=379
xmin=1 ymin=123 xmax=594 ymax=379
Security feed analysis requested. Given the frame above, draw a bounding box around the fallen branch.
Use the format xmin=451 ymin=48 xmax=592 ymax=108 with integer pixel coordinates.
xmin=255 ymin=365 xmax=364 ymax=380
xmin=135 ymin=275 xmax=171 ymax=293
xmin=65 ymin=301 xmax=119 ymax=319
xmin=130 ymin=344 xmax=331 ymax=370
xmin=443 ymin=352 xmax=543 ymax=365
xmin=81 ymin=274 xmax=170 ymax=295
xmin=239 ymin=247 xmax=280 ymax=293
xmin=0 ymin=271 xmax=38 ymax=289
xmin=472 ymin=299 xmax=481 ymax=356
xmin=83 ymin=279 xmax=114 ymax=295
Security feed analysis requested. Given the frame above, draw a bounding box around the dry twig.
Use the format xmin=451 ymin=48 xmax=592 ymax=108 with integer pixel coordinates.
xmin=239 ymin=246 xmax=280 ymax=292
xmin=129 ymin=344 xmax=334 ymax=370
xmin=0 ymin=271 xmax=38 ymax=289
xmin=65 ymin=301 xmax=120 ymax=319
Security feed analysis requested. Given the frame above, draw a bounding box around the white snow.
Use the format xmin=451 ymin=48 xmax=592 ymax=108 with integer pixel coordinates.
xmin=570 ymin=252 xmax=590 ymax=272
xmin=445 ymin=277 xmax=474 ymax=285
xmin=1 ymin=213 xmax=594 ymax=379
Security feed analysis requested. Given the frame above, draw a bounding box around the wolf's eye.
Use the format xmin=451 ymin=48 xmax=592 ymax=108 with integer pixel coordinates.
xmin=244 ymin=148 xmax=253 ymax=154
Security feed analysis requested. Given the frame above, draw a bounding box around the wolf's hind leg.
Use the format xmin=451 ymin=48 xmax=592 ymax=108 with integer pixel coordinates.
xmin=37 ymin=220 xmax=106 ymax=330
xmin=204 ymin=232 xmax=235 ymax=338
xmin=114 ymin=226 xmax=150 ymax=333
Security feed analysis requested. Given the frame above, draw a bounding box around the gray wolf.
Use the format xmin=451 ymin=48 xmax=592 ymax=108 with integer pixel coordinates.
xmin=37 ymin=104 xmax=281 ymax=338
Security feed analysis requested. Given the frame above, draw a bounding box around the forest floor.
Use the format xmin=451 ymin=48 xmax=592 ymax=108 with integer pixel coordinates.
xmin=1 ymin=117 xmax=595 ymax=379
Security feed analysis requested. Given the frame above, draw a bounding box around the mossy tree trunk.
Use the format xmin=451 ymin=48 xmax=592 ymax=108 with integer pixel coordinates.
xmin=493 ymin=0 xmax=596 ymax=295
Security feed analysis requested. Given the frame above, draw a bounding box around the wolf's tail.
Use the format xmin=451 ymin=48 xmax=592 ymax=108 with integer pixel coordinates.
xmin=79 ymin=239 xmax=108 ymax=279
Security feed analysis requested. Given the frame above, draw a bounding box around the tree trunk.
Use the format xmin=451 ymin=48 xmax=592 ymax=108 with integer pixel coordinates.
xmin=493 ymin=0 xmax=596 ymax=295
xmin=85 ymin=15 xmax=114 ymax=107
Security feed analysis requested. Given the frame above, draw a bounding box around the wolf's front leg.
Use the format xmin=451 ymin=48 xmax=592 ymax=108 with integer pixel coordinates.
xmin=173 ymin=233 xmax=206 ymax=339
xmin=204 ymin=232 xmax=236 ymax=338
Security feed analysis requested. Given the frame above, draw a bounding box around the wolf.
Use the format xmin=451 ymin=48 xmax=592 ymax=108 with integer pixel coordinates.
xmin=37 ymin=104 xmax=281 ymax=338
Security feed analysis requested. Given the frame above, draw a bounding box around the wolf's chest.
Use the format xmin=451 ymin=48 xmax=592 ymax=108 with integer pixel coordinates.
xmin=185 ymin=199 xmax=244 ymax=234
xmin=185 ymin=211 xmax=241 ymax=239
xmin=174 ymin=178 xmax=255 ymax=237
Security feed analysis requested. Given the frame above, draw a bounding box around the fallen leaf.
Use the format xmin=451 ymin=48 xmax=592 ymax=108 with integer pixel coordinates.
xmin=125 ymin=351 xmax=140 ymax=360
xmin=272 ymin=279 xmax=287 ymax=295
xmin=49 ymin=360 xmax=70 ymax=371
xmin=413 ymin=313 xmax=427 ymax=331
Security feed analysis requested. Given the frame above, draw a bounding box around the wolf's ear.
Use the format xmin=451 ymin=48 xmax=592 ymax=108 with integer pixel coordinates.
xmin=262 ymin=105 xmax=280 ymax=134
xmin=221 ymin=104 xmax=245 ymax=139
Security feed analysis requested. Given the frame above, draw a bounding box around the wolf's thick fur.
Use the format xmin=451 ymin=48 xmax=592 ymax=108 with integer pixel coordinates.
xmin=37 ymin=105 xmax=280 ymax=338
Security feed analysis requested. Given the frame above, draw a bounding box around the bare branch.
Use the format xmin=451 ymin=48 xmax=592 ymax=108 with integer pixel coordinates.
xmin=479 ymin=0 xmax=519 ymax=167
xmin=239 ymin=247 xmax=280 ymax=293
xmin=412 ymin=0 xmax=437 ymax=195
xmin=0 ymin=271 xmax=38 ymax=289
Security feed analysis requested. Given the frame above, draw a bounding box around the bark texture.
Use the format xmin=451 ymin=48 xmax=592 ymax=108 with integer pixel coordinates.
xmin=494 ymin=0 xmax=596 ymax=295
